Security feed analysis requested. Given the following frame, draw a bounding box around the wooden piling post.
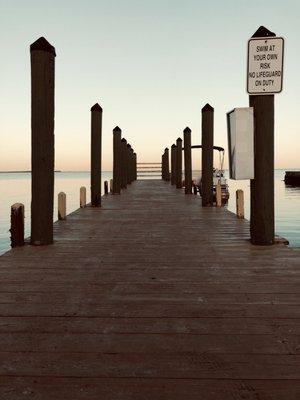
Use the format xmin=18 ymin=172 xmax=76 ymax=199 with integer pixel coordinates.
xmin=10 ymin=203 xmax=25 ymax=248
xmin=80 ymin=187 xmax=86 ymax=208
xmin=110 ymin=179 xmax=113 ymax=193
xmin=216 ymin=181 xmax=222 ymax=207
xmin=236 ymin=189 xmax=244 ymax=219
xmin=126 ymin=144 xmax=131 ymax=184
xmin=165 ymin=148 xmax=170 ymax=181
xmin=249 ymin=27 xmax=275 ymax=245
xmin=121 ymin=138 xmax=127 ymax=189
xmin=201 ymin=103 xmax=214 ymax=207
xmin=193 ymin=183 xmax=198 ymax=195
xmin=130 ymin=148 xmax=134 ymax=182
xmin=162 ymin=151 xmax=167 ymax=181
xmin=113 ymin=126 xmax=122 ymax=194
xmin=171 ymin=144 xmax=177 ymax=185
xmin=133 ymin=152 xmax=137 ymax=180
xmin=104 ymin=181 xmax=108 ymax=195
xmin=176 ymin=138 xmax=182 ymax=189
xmin=30 ymin=37 xmax=56 ymax=245
xmin=183 ymin=127 xmax=192 ymax=194
xmin=127 ymin=145 xmax=131 ymax=183
xmin=90 ymin=103 xmax=102 ymax=207
xmin=58 ymin=192 xmax=66 ymax=220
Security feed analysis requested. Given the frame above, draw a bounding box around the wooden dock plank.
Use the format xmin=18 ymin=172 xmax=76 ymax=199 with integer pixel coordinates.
xmin=0 ymin=179 xmax=299 ymax=399
xmin=1 ymin=377 xmax=300 ymax=400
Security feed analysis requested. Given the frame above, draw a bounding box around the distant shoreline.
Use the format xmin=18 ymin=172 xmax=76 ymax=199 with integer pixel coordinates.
xmin=0 ymin=170 xmax=62 ymax=173
xmin=0 ymin=170 xmax=114 ymax=173
xmin=0 ymin=169 xmax=299 ymax=174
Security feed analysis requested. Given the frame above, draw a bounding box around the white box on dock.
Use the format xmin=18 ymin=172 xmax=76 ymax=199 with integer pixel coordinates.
xmin=227 ymin=107 xmax=254 ymax=180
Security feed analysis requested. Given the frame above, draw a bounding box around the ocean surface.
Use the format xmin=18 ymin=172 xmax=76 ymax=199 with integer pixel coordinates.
xmin=0 ymin=170 xmax=299 ymax=254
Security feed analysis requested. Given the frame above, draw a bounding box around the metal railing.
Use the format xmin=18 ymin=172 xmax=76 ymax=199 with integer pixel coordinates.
xmin=137 ymin=162 xmax=161 ymax=178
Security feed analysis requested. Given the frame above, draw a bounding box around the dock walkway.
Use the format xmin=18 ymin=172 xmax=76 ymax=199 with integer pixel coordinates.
xmin=1 ymin=179 xmax=300 ymax=399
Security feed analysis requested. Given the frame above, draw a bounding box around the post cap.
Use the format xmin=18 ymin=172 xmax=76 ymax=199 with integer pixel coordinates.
xmin=113 ymin=126 xmax=121 ymax=133
xmin=183 ymin=127 xmax=191 ymax=133
xmin=91 ymin=103 xmax=102 ymax=112
xmin=252 ymin=26 xmax=276 ymax=38
xmin=121 ymin=138 xmax=127 ymax=143
xmin=127 ymin=143 xmax=131 ymax=148
xmin=171 ymin=144 xmax=176 ymax=148
xmin=202 ymin=103 xmax=214 ymax=112
xmin=133 ymin=152 xmax=136 ymax=156
xmin=30 ymin=37 xmax=56 ymax=56
xmin=165 ymin=147 xmax=169 ymax=152
xmin=176 ymin=137 xmax=182 ymax=142
xmin=11 ymin=203 xmax=24 ymax=210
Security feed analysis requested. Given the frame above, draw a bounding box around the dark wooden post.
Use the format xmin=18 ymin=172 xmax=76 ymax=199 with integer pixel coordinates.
xmin=30 ymin=37 xmax=56 ymax=245
xmin=130 ymin=148 xmax=134 ymax=182
xmin=161 ymin=153 xmax=165 ymax=180
xmin=126 ymin=144 xmax=131 ymax=184
xmin=129 ymin=148 xmax=132 ymax=183
xmin=165 ymin=148 xmax=170 ymax=181
xmin=10 ymin=203 xmax=25 ymax=247
xmin=201 ymin=104 xmax=214 ymax=206
xmin=249 ymin=26 xmax=275 ymax=245
xmin=171 ymin=144 xmax=177 ymax=185
xmin=113 ymin=126 xmax=122 ymax=194
xmin=121 ymin=138 xmax=127 ymax=189
xmin=104 ymin=181 xmax=108 ymax=195
xmin=133 ymin=152 xmax=137 ymax=180
xmin=176 ymin=138 xmax=183 ymax=188
xmin=90 ymin=103 xmax=102 ymax=206
xmin=183 ymin=127 xmax=192 ymax=194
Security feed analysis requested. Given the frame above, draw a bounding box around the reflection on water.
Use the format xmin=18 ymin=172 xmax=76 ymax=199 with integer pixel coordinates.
xmin=0 ymin=170 xmax=299 ymax=254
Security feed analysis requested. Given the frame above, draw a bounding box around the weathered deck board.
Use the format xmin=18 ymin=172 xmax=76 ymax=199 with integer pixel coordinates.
xmin=0 ymin=179 xmax=300 ymax=399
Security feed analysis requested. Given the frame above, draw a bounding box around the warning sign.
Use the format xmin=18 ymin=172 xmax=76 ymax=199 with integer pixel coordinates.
xmin=247 ymin=37 xmax=284 ymax=95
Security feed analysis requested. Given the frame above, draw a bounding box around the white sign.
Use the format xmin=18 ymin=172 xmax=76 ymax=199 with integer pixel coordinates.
xmin=247 ymin=37 xmax=284 ymax=95
xmin=227 ymin=107 xmax=254 ymax=180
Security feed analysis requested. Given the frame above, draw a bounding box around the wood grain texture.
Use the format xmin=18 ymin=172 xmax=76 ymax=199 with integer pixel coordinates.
xmin=90 ymin=104 xmax=102 ymax=207
xmin=0 ymin=180 xmax=299 ymax=399
xmin=184 ymin=127 xmax=192 ymax=194
xmin=113 ymin=127 xmax=122 ymax=194
xmin=201 ymin=104 xmax=214 ymax=207
xmin=176 ymin=138 xmax=182 ymax=188
xmin=30 ymin=44 xmax=55 ymax=245
xmin=10 ymin=203 xmax=24 ymax=247
xmin=171 ymin=144 xmax=176 ymax=185
xmin=249 ymin=94 xmax=274 ymax=244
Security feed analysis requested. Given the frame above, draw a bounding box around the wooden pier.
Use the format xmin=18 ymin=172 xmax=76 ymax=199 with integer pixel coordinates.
xmin=1 ymin=179 xmax=300 ymax=399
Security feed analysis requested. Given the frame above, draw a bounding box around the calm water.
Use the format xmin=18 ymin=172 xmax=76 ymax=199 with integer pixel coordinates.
xmin=0 ymin=170 xmax=299 ymax=254
xmin=0 ymin=171 xmax=112 ymax=255
xmin=225 ymin=170 xmax=300 ymax=247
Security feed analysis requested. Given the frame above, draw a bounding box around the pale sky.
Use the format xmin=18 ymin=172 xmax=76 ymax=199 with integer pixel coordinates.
xmin=0 ymin=0 xmax=299 ymax=171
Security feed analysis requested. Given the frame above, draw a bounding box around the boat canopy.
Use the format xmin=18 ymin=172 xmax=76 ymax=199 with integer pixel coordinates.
xmin=182 ymin=145 xmax=224 ymax=152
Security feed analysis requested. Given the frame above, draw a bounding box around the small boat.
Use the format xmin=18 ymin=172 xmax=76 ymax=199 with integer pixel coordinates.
xmin=195 ymin=169 xmax=230 ymax=204
xmin=284 ymin=171 xmax=300 ymax=186
xmin=212 ymin=169 xmax=230 ymax=203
